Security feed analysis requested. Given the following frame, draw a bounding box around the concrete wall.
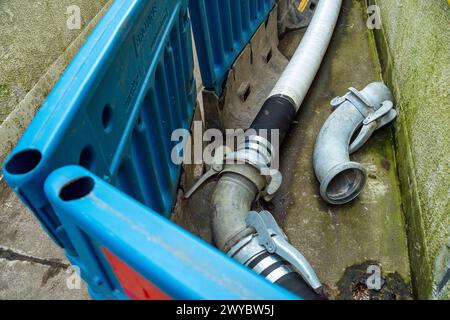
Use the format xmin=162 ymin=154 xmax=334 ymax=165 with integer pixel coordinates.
xmin=0 ymin=0 xmax=111 ymax=171
xmin=369 ymin=0 xmax=450 ymax=299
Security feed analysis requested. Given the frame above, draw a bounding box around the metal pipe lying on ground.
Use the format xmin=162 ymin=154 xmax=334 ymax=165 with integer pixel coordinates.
xmin=313 ymin=82 xmax=397 ymax=205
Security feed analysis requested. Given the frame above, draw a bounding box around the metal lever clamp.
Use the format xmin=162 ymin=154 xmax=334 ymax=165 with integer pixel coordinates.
xmin=331 ymin=88 xmax=398 ymax=154
xmin=246 ymin=211 xmax=322 ymax=291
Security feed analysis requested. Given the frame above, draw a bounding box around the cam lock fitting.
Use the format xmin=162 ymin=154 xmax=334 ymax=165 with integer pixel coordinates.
xmin=314 ymin=82 xmax=398 ymax=205
xmin=330 ymin=87 xmax=398 ymax=154
xmin=185 ymin=136 xmax=282 ymax=201
xmin=228 ymin=211 xmax=323 ymax=292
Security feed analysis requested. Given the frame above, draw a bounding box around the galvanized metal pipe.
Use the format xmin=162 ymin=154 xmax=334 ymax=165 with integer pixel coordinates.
xmin=313 ymin=82 xmax=395 ymax=204
xmin=211 ymin=173 xmax=258 ymax=252
xmin=313 ymin=101 xmax=368 ymax=205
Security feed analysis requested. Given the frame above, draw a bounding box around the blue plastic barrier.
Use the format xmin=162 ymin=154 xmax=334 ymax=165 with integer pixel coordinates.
xmin=43 ymin=165 xmax=298 ymax=300
xmin=1 ymin=0 xmax=297 ymax=300
xmin=190 ymin=0 xmax=276 ymax=95
xmin=3 ymin=0 xmax=196 ymax=255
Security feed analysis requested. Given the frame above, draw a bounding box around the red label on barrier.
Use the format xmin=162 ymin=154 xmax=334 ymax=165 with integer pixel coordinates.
xmin=103 ymin=248 xmax=172 ymax=300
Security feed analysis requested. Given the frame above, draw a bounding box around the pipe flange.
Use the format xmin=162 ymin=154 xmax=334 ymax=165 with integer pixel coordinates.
xmin=331 ymin=87 xmax=374 ymax=117
xmin=319 ymin=161 xmax=367 ymax=205
xmin=184 ymin=136 xmax=282 ymax=200
xmin=226 ymin=136 xmax=282 ymax=201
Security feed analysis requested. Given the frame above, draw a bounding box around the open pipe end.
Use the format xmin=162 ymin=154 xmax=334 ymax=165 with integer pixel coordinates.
xmin=320 ymin=162 xmax=367 ymax=205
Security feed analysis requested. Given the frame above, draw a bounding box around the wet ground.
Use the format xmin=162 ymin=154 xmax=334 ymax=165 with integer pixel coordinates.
xmin=178 ymin=0 xmax=412 ymax=300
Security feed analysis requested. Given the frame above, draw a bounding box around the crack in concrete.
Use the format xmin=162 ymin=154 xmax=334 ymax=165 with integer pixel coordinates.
xmin=0 ymin=247 xmax=69 ymax=269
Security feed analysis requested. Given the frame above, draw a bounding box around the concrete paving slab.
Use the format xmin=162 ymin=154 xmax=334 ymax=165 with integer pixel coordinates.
xmin=0 ymin=1 xmax=112 ymax=170
xmin=0 ymin=258 xmax=90 ymax=300
xmin=0 ymin=181 xmax=66 ymax=261
xmin=0 ymin=181 xmax=90 ymax=300
xmin=0 ymin=0 xmax=109 ymax=123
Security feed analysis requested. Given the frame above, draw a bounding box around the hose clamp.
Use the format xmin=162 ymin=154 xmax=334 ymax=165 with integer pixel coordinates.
xmin=227 ymin=234 xmax=265 ymax=265
xmin=225 ymin=136 xmax=282 ymax=201
xmin=185 ymin=136 xmax=282 ymax=201
xmin=331 ymin=87 xmax=398 ymax=154
xmin=227 ymin=235 xmax=295 ymax=284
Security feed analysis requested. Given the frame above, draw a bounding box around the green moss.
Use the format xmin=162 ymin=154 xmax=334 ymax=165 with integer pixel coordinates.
xmin=367 ymin=0 xmax=450 ymax=299
xmin=0 ymin=0 xmax=110 ymax=123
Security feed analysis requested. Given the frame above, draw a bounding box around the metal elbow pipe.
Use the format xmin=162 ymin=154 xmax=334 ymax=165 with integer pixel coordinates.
xmin=206 ymin=0 xmax=345 ymax=298
xmin=209 ymin=141 xmax=323 ymax=298
xmin=313 ymin=102 xmax=368 ymax=205
xmin=313 ymin=83 xmax=396 ymax=205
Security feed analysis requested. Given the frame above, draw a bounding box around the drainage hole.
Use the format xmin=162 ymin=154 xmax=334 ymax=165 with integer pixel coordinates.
xmin=237 ymin=82 xmax=252 ymax=103
xmin=5 ymin=149 xmax=42 ymax=175
xmin=243 ymin=86 xmax=251 ymax=101
xmin=59 ymin=177 xmax=95 ymax=201
xmin=79 ymin=146 xmax=96 ymax=170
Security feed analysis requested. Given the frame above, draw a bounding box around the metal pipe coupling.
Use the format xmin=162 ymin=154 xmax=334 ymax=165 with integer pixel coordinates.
xmin=313 ymin=82 xmax=397 ymax=205
xmin=228 ymin=211 xmax=323 ymax=298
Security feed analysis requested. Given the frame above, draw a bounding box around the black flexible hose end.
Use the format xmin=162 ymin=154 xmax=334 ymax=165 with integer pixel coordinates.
xmin=251 ymin=95 xmax=296 ymax=143
xmin=245 ymin=251 xmax=324 ymax=300
xmin=276 ymin=273 xmax=325 ymax=300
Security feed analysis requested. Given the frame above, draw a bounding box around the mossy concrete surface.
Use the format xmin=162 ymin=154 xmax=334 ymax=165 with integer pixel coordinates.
xmin=369 ymin=0 xmax=450 ymax=299
xmin=0 ymin=0 xmax=111 ymax=170
xmin=0 ymin=0 xmax=109 ymax=122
